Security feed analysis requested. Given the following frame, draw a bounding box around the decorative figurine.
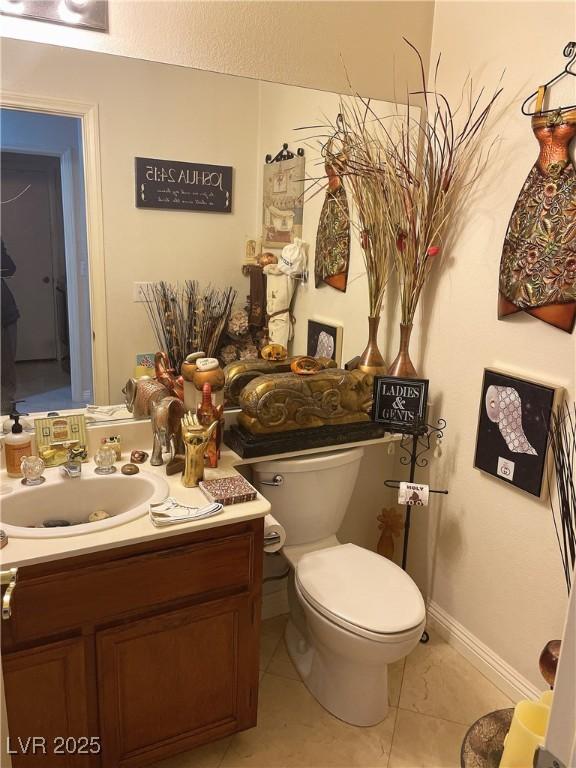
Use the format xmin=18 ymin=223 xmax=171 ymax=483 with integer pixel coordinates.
xmin=181 ymin=414 xmax=219 ymax=488
xmin=150 ymin=397 xmax=186 ymax=467
xmin=196 ymin=382 xmax=223 ymax=468
xmin=123 ymin=376 xmax=172 ymax=419
xmin=376 ymin=508 xmax=405 ymax=560
xmin=154 ymin=351 xmax=184 ymax=400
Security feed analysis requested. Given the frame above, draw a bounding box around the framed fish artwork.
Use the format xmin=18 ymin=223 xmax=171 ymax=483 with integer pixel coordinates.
xmin=474 ymin=369 xmax=562 ymax=497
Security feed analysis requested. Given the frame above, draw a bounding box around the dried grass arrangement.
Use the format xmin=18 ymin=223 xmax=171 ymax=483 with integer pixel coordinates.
xmin=309 ymin=41 xmax=502 ymax=374
xmin=143 ymin=281 xmax=237 ymax=372
xmin=548 ymin=402 xmax=576 ymax=593
xmin=380 ymin=43 xmax=501 ymax=329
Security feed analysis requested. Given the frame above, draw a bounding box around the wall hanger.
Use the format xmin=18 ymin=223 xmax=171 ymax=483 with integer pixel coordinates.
xmin=265 ymin=143 xmax=305 ymax=164
xmin=521 ymin=41 xmax=576 ymax=115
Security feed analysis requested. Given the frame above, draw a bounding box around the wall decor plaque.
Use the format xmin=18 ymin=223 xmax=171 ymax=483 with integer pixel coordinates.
xmin=135 ymin=157 xmax=232 ymax=212
xmin=262 ymin=155 xmax=305 ymax=247
xmin=474 ymin=369 xmax=561 ymax=497
xmin=372 ymin=377 xmax=429 ymax=434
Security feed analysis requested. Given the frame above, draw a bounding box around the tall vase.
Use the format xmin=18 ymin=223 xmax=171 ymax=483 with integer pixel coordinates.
xmin=388 ymin=323 xmax=418 ymax=377
xmin=358 ymin=316 xmax=387 ymax=374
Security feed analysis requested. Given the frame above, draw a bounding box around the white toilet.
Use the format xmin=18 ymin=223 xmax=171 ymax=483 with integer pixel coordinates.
xmin=253 ymin=447 xmax=426 ymax=727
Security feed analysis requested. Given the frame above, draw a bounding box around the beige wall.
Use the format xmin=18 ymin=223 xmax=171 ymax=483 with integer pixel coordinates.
xmin=1 ymin=0 xmax=434 ymax=101
xmin=406 ymin=0 xmax=575 ymax=688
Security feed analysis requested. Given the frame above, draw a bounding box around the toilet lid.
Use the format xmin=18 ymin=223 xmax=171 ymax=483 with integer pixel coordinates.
xmin=296 ymin=544 xmax=425 ymax=636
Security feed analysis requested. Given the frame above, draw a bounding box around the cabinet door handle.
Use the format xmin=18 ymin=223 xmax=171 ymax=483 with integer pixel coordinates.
xmin=1 ymin=568 xmax=18 ymax=620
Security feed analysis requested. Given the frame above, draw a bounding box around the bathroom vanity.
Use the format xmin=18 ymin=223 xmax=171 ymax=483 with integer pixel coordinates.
xmin=2 ymin=518 xmax=263 ymax=767
xmin=0 ymin=439 xmax=268 ymax=768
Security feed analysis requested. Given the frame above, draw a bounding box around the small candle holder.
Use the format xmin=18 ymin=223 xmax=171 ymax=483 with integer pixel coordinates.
xmin=20 ymin=456 xmax=46 ymax=486
xmin=94 ymin=445 xmax=117 ymax=475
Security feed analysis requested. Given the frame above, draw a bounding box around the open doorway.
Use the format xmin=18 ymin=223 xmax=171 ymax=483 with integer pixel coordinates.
xmin=1 ymin=109 xmax=93 ymax=413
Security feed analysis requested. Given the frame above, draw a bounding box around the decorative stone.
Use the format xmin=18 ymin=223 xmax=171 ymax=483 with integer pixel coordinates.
xmin=130 ymin=450 xmax=149 ymax=464
xmin=88 ymin=510 xmax=110 ymax=523
xmin=43 ymin=519 xmax=71 ymax=528
xmin=121 ymin=463 xmax=140 ymax=475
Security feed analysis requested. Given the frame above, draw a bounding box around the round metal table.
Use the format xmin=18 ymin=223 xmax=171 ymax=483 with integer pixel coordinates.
xmin=461 ymin=708 xmax=514 ymax=768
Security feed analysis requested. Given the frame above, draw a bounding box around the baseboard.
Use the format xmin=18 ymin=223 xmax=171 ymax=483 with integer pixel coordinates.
xmin=427 ymin=600 xmax=540 ymax=703
xmin=262 ymin=586 xmax=289 ymax=620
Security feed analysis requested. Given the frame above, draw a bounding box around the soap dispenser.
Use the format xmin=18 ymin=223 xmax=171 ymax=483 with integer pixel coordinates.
xmin=4 ymin=415 xmax=32 ymax=478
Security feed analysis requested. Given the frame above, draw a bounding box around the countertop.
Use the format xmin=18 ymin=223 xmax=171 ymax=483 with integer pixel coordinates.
xmin=0 ymin=415 xmax=397 ymax=570
xmin=0 ymin=451 xmax=271 ymax=570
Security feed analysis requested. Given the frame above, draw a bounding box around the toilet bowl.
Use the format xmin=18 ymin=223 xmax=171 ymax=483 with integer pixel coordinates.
xmin=253 ymin=449 xmax=426 ymax=726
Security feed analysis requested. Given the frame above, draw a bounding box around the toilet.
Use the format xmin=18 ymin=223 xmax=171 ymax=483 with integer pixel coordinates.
xmin=253 ymin=447 xmax=426 ymax=727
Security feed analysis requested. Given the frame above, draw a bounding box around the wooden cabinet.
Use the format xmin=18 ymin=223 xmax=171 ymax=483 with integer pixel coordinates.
xmin=3 ymin=638 xmax=94 ymax=767
xmin=1 ymin=518 xmax=263 ymax=768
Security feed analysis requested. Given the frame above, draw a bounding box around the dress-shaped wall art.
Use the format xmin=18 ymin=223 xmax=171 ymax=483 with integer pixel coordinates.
xmin=498 ymin=87 xmax=576 ymax=333
xmin=315 ymin=150 xmax=350 ymax=292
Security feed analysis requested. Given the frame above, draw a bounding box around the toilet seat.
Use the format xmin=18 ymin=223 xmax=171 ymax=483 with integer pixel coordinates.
xmin=295 ymin=543 xmax=426 ymax=641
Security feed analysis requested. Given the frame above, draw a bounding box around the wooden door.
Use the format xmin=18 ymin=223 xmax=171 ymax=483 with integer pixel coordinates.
xmin=1 ymin=153 xmax=66 ymax=361
xmin=2 ymin=637 xmax=95 ymax=767
xmin=97 ymin=594 xmax=259 ymax=768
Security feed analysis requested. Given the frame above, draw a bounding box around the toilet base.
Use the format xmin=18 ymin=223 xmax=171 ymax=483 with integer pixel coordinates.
xmin=285 ymin=617 xmax=392 ymax=727
xmin=285 ymin=574 xmax=424 ymax=727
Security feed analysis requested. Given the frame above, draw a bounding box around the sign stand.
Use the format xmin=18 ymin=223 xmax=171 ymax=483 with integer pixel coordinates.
xmin=371 ymin=375 xmax=449 ymax=645
xmin=383 ymin=418 xmax=449 ymax=572
xmin=386 ymin=418 xmax=449 ymax=644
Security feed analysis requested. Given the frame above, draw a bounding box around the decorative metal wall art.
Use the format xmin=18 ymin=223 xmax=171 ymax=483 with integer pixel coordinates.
xmin=314 ymin=147 xmax=350 ymax=292
xmin=499 ymin=88 xmax=576 ymax=332
xmin=474 ymin=369 xmax=561 ymax=497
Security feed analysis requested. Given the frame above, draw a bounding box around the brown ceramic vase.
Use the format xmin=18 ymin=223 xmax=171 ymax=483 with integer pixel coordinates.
xmin=388 ymin=323 xmax=418 ymax=377
xmin=357 ymin=316 xmax=387 ymax=374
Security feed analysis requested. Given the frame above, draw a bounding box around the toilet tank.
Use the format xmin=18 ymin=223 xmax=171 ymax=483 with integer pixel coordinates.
xmin=252 ymin=447 xmax=364 ymax=546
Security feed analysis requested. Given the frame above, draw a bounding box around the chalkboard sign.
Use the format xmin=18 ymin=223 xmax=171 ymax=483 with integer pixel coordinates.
xmin=372 ymin=376 xmax=429 ymax=434
xmin=135 ymin=157 xmax=232 ymax=213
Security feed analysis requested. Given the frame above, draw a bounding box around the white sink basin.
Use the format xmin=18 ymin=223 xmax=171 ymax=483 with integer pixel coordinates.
xmin=0 ymin=469 xmax=169 ymax=538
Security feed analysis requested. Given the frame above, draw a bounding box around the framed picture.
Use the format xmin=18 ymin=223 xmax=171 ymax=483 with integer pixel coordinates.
xmin=372 ymin=377 xmax=429 ymax=435
xmin=306 ymin=319 xmax=343 ymax=366
xmin=474 ymin=369 xmax=561 ymax=497
xmin=262 ymin=155 xmax=305 ymax=248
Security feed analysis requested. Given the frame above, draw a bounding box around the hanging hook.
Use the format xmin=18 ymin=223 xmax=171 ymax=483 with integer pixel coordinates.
xmin=521 ymin=41 xmax=576 ymax=115
xmin=563 ymin=41 xmax=576 ymax=64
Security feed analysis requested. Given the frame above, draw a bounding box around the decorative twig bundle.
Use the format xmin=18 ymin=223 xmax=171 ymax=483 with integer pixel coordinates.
xmin=548 ymin=402 xmax=576 ymax=593
xmin=143 ymin=281 xmax=237 ymax=371
xmin=312 ymin=41 xmax=502 ymax=324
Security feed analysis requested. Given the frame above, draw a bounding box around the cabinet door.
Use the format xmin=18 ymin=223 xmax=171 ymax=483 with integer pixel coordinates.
xmin=3 ymin=637 xmax=96 ymax=767
xmin=97 ymin=594 xmax=258 ymax=768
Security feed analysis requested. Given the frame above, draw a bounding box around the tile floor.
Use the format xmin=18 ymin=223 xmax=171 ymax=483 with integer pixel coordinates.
xmin=152 ymin=615 xmax=514 ymax=768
